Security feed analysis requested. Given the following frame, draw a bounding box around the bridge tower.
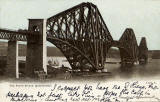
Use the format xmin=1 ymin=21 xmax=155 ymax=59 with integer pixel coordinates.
xmin=46 ymin=3 xmax=113 ymax=71
xmin=138 ymin=37 xmax=148 ymax=64
xmin=119 ymin=28 xmax=139 ymax=66
xmin=25 ymin=19 xmax=47 ymax=77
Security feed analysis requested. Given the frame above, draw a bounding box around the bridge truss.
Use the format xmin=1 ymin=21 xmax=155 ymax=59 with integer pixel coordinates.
xmin=0 ymin=28 xmax=38 ymax=41
xmin=119 ymin=28 xmax=139 ymax=64
xmin=138 ymin=37 xmax=148 ymax=64
xmin=0 ymin=2 xmax=148 ymax=72
xmin=46 ymin=2 xmax=113 ymax=71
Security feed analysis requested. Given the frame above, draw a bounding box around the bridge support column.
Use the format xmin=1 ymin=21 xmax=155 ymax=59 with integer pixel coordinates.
xmin=25 ymin=19 xmax=47 ymax=77
xmin=6 ymin=40 xmax=19 ymax=78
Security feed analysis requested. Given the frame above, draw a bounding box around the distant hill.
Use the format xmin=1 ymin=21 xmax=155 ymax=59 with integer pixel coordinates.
xmin=0 ymin=42 xmax=64 ymax=56
xmin=47 ymin=47 xmax=64 ymax=56
xmin=0 ymin=41 xmax=159 ymax=58
xmin=150 ymin=50 xmax=160 ymax=59
xmin=0 ymin=42 xmax=119 ymax=57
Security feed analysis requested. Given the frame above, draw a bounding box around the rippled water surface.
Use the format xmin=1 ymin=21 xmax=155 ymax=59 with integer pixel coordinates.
xmin=105 ymin=58 xmax=160 ymax=80
xmin=1 ymin=57 xmax=160 ymax=81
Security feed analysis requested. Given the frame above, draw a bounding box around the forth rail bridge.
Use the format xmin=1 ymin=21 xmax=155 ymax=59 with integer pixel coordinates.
xmin=0 ymin=2 xmax=148 ymax=78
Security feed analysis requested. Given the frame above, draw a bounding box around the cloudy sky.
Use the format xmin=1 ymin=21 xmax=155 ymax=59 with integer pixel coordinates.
xmin=0 ymin=0 xmax=160 ymax=50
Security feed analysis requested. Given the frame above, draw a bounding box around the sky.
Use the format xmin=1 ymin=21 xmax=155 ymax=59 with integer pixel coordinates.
xmin=0 ymin=0 xmax=160 ymax=50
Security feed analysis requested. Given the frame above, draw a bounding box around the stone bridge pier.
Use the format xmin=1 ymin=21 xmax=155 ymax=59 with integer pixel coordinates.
xmin=6 ymin=40 xmax=19 ymax=78
xmin=5 ymin=19 xmax=47 ymax=78
xmin=25 ymin=19 xmax=47 ymax=77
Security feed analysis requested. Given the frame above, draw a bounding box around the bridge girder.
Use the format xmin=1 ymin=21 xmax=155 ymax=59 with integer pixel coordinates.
xmin=0 ymin=2 xmax=148 ymax=71
xmin=118 ymin=28 xmax=139 ymax=63
xmin=138 ymin=37 xmax=148 ymax=63
xmin=0 ymin=28 xmax=39 ymax=41
xmin=46 ymin=2 xmax=113 ymax=71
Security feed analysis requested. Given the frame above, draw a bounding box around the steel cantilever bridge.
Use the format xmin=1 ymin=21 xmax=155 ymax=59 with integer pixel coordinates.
xmin=0 ymin=2 xmax=148 ymax=72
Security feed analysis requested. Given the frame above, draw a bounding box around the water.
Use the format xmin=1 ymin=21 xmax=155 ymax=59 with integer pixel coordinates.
xmin=18 ymin=56 xmax=160 ymax=80
xmin=47 ymin=57 xmax=71 ymax=68
xmin=105 ymin=58 xmax=160 ymax=80
xmin=19 ymin=56 xmax=71 ymax=68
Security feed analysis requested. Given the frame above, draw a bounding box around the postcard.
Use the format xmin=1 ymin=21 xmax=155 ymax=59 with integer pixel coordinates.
xmin=0 ymin=0 xmax=160 ymax=102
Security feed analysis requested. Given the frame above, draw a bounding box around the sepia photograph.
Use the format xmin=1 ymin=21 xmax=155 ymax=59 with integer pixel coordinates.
xmin=0 ymin=0 xmax=160 ymax=101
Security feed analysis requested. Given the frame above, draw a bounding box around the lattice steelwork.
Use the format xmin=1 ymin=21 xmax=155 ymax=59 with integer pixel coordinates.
xmin=0 ymin=2 xmax=147 ymax=71
xmin=46 ymin=2 xmax=113 ymax=71
xmin=138 ymin=37 xmax=148 ymax=63
xmin=0 ymin=28 xmax=38 ymax=41
xmin=119 ymin=28 xmax=139 ymax=63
